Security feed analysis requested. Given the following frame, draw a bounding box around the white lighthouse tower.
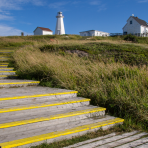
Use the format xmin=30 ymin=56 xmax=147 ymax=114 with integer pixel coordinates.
xmin=55 ymin=12 xmax=65 ymax=35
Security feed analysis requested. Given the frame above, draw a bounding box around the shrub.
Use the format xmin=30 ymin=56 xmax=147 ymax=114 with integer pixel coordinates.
xmin=124 ymin=34 xmax=138 ymax=43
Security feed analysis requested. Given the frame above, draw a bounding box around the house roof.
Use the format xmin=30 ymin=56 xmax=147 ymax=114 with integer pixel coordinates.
xmin=79 ymin=30 xmax=95 ymax=33
xmin=79 ymin=30 xmax=109 ymax=34
xmin=34 ymin=27 xmax=53 ymax=32
xmin=132 ymin=16 xmax=148 ymax=27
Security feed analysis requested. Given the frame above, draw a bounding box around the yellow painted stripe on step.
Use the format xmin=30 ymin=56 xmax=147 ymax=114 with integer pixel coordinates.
xmin=0 ymin=118 xmax=124 ymax=148
xmin=0 ymin=56 xmax=10 ymax=59
xmin=0 ymin=81 xmax=40 ymax=85
xmin=0 ymin=107 xmax=106 ymax=128
xmin=0 ymin=99 xmax=90 ymax=113
xmin=0 ymin=71 xmax=16 ymax=72
xmin=0 ymin=58 xmax=10 ymax=59
xmin=0 ymin=64 xmax=9 ymax=65
xmin=0 ymin=56 xmax=10 ymax=57
xmin=0 ymin=91 xmax=78 ymax=101
xmin=0 ymin=68 xmax=13 ymax=69
xmin=0 ymin=50 xmax=13 ymax=52
xmin=0 ymin=65 xmax=8 ymax=66
xmin=0 ymin=75 xmax=17 ymax=77
xmin=0 ymin=57 xmax=10 ymax=59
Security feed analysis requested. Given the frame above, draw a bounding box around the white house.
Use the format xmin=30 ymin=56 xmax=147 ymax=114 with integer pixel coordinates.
xmin=123 ymin=15 xmax=148 ymax=36
xmin=34 ymin=27 xmax=53 ymax=35
xmin=80 ymin=30 xmax=110 ymax=37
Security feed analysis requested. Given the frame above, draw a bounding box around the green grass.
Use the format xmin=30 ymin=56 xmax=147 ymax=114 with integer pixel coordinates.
xmin=1 ymin=34 xmax=148 ymax=44
xmin=11 ymin=45 xmax=148 ymax=131
xmin=2 ymin=37 xmax=148 ymax=147
xmin=40 ymin=42 xmax=148 ymax=66
xmin=0 ymin=41 xmax=33 ymax=48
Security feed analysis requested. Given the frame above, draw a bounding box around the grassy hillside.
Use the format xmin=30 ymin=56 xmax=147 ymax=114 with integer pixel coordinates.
xmin=0 ymin=35 xmax=146 ymax=147
xmin=1 ymin=34 xmax=148 ymax=48
xmin=6 ymin=35 xmax=147 ymax=134
xmin=40 ymin=42 xmax=148 ymax=66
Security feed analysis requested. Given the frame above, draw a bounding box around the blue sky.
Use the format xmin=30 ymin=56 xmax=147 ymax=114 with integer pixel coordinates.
xmin=0 ymin=0 xmax=148 ymax=36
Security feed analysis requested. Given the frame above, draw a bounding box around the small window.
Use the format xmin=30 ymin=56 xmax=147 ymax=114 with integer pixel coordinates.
xmin=130 ymin=21 xmax=132 ymax=24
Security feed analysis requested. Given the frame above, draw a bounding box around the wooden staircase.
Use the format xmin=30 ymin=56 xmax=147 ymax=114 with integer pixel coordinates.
xmin=0 ymin=49 xmax=124 ymax=148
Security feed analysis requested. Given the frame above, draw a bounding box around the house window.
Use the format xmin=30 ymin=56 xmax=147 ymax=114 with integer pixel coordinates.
xmin=130 ymin=21 xmax=132 ymax=24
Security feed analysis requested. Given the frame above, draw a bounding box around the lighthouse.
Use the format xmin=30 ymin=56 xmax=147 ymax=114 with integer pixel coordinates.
xmin=55 ymin=12 xmax=65 ymax=35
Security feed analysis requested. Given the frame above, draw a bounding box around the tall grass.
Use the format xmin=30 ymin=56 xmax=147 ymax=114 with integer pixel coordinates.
xmin=1 ymin=35 xmax=148 ymax=48
xmin=40 ymin=42 xmax=148 ymax=66
xmin=12 ymin=46 xmax=148 ymax=130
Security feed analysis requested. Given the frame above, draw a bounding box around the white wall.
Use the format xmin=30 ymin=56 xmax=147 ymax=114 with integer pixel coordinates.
xmin=141 ymin=26 xmax=148 ymax=33
xmin=95 ymin=31 xmax=109 ymax=36
xmin=90 ymin=31 xmax=95 ymax=36
xmin=123 ymin=16 xmax=141 ymax=34
xmin=34 ymin=28 xmax=42 ymax=35
xmin=141 ymin=26 xmax=144 ymax=33
xmin=80 ymin=30 xmax=109 ymax=36
xmin=43 ymin=31 xmax=53 ymax=35
xmin=146 ymin=27 xmax=148 ymax=33
xmin=80 ymin=32 xmax=90 ymax=36
xmin=123 ymin=24 xmax=127 ymax=34
xmin=141 ymin=26 xmax=148 ymax=36
xmin=34 ymin=28 xmax=53 ymax=35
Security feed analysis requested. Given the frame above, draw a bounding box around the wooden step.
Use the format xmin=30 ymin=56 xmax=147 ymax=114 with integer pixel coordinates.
xmin=0 ymin=79 xmax=40 ymax=88
xmin=0 ymin=75 xmax=18 ymax=79
xmin=0 ymin=68 xmax=14 ymax=71
xmin=0 ymin=106 xmax=106 ymax=135
xmin=0 ymin=116 xmax=124 ymax=148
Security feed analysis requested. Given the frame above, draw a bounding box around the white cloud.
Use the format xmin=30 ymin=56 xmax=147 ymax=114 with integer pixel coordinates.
xmin=89 ymin=0 xmax=107 ymax=12
xmin=0 ymin=0 xmax=44 ymax=11
xmin=20 ymin=21 xmax=32 ymax=25
xmin=98 ymin=4 xmax=107 ymax=11
xmin=0 ymin=14 xmax=14 ymax=20
xmin=0 ymin=0 xmax=21 ymax=10
xmin=0 ymin=24 xmax=32 ymax=36
xmin=72 ymin=1 xmax=80 ymax=5
xmin=31 ymin=0 xmax=44 ymax=6
xmin=89 ymin=0 xmax=101 ymax=5
xmin=49 ymin=2 xmax=69 ymax=9
xmin=138 ymin=0 xmax=148 ymax=2
xmin=0 ymin=0 xmax=44 ymax=23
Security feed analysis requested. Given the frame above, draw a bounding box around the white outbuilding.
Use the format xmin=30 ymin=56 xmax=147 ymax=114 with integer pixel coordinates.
xmin=34 ymin=27 xmax=53 ymax=35
xmin=80 ymin=30 xmax=109 ymax=37
xmin=123 ymin=15 xmax=148 ymax=36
